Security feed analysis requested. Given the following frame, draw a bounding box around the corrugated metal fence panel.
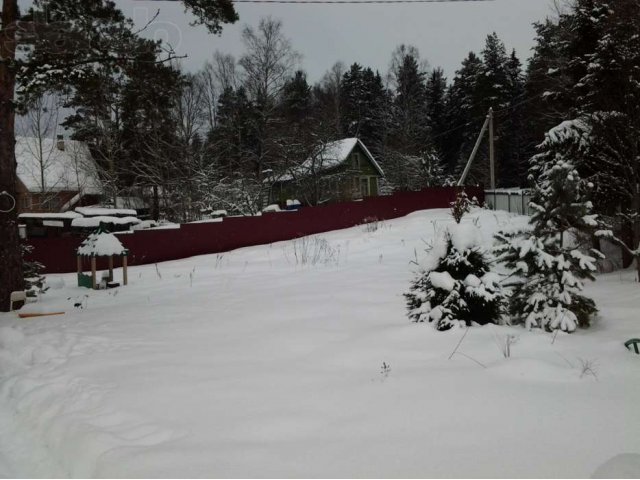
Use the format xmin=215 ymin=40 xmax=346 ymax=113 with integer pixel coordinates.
xmin=26 ymin=187 xmax=484 ymax=274
xmin=485 ymin=190 xmax=532 ymax=215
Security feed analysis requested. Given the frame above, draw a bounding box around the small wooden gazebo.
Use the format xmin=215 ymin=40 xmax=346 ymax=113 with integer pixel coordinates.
xmin=77 ymin=225 xmax=129 ymax=289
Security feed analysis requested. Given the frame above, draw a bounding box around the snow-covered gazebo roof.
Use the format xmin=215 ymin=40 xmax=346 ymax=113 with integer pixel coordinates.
xmin=77 ymin=226 xmax=128 ymax=257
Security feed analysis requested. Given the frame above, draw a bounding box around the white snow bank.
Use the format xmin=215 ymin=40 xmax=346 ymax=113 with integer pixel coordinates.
xmin=0 ymin=327 xmax=25 ymax=350
xmin=592 ymin=454 xmax=640 ymax=478
xmin=17 ymin=303 xmax=66 ymax=315
xmin=45 ymin=277 xmax=65 ymax=290
xmin=0 ymin=208 xmax=638 ymax=478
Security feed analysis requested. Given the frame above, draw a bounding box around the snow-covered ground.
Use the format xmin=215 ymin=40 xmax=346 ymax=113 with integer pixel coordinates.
xmin=1 ymin=209 xmax=639 ymax=478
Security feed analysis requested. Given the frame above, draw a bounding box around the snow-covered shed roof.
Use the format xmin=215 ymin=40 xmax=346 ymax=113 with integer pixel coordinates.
xmin=276 ymin=138 xmax=384 ymax=182
xmin=75 ymin=207 xmax=138 ymax=217
xmin=16 ymin=136 xmax=102 ymax=195
xmin=77 ymin=230 xmax=128 ymax=257
xmin=19 ymin=211 xmax=82 ymax=220
xmin=71 ymin=216 xmax=141 ymax=228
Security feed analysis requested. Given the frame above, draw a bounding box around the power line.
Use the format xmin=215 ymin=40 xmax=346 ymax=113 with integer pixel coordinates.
xmin=429 ymin=93 xmax=543 ymax=141
xmin=234 ymin=0 xmax=492 ymax=4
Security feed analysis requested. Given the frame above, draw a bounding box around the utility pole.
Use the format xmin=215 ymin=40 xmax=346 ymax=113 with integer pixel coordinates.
xmin=457 ymin=108 xmax=492 ymax=187
xmin=488 ymin=107 xmax=495 ymax=190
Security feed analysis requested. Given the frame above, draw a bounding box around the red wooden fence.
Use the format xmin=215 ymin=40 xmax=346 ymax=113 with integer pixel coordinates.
xmin=26 ymin=187 xmax=484 ymax=274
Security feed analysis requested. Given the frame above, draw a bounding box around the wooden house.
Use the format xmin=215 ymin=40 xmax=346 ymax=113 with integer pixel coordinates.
xmin=15 ymin=135 xmax=103 ymax=214
xmin=268 ymin=138 xmax=385 ymax=206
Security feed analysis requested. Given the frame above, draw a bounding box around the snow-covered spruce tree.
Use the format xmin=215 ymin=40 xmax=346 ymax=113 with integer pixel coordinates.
xmin=495 ymin=128 xmax=603 ymax=332
xmin=405 ymin=192 xmax=507 ymax=331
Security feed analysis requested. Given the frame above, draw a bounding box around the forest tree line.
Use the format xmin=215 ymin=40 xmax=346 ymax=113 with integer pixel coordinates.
xmin=21 ymin=0 xmax=639 ymax=233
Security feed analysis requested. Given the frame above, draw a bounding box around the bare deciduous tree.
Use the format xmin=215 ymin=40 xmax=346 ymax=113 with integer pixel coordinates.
xmin=239 ymin=17 xmax=300 ymax=179
xmin=17 ymin=94 xmax=62 ymax=206
xmin=239 ymin=17 xmax=300 ymax=106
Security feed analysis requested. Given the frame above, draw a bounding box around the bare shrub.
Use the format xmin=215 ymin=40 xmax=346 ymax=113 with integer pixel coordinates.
xmin=578 ymin=358 xmax=599 ymax=380
xmin=362 ymin=216 xmax=380 ymax=233
xmin=493 ymin=332 xmax=519 ymax=358
xmin=287 ymin=236 xmax=339 ymax=266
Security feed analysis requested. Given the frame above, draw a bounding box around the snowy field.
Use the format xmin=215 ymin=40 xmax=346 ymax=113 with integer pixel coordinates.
xmin=1 ymin=208 xmax=639 ymax=478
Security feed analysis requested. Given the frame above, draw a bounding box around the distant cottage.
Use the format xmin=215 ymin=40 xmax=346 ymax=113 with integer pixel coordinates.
xmin=15 ymin=135 xmax=103 ymax=214
xmin=268 ymin=138 xmax=385 ymax=206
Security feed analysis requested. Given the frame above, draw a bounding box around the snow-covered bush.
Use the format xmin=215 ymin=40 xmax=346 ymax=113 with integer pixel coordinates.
xmin=21 ymin=243 xmax=47 ymax=298
xmin=495 ymin=142 xmax=604 ymax=332
xmin=405 ymin=222 xmax=508 ymax=331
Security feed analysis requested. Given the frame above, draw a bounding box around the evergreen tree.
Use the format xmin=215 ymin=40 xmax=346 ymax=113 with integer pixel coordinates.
xmin=443 ymin=52 xmax=483 ymax=175
xmin=275 ymin=69 xmax=321 ymax=182
xmin=382 ymin=47 xmax=437 ymax=192
xmin=341 ymin=63 xmax=389 ymax=156
xmin=570 ymin=0 xmax=640 ymax=260
xmin=425 ymin=67 xmax=448 ymax=166
xmin=312 ymin=62 xmax=345 ymax=138
xmin=526 ymin=0 xmax=640 ymax=272
xmin=522 ymin=19 xmax=573 ymax=162
xmin=501 ymin=50 xmax=527 ymax=186
xmin=280 ymin=70 xmax=312 ymax=127
xmin=496 ymin=120 xmax=603 ymax=332
xmin=21 ymin=243 xmax=47 ymax=298
xmin=388 ymin=51 xmax=429 ymax=156
xmin=406 ymin=192 xmax=507 ymax=331
xmin=474 ymin=33 xmax=516 ymax=187
xmin=208 ymin=86 xmax=258 ymax=177
xmin=477 ymin=33 xmax=511 ymax=110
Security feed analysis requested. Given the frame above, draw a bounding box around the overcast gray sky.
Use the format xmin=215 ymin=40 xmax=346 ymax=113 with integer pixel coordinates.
xmin=112 ymin=0 xmax=555 ymax=82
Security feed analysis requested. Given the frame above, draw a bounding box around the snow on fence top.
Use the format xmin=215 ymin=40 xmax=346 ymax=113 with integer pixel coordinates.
xmin=77 ymin=230 xmax=128 ymax=257
xmin=75 ymin=207 xmax=138 ymax=217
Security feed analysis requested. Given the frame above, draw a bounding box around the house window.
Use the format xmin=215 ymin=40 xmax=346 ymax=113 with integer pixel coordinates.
xmin=360 ymin=178 xmax=369 ymax=197
xmin=369 ymin=177 xmax=378 ymax=196
xmin=42 ymin=197 xmax=60 ymax=212
xmin=352 ymin=152 xmax=361 ymax=168
xmin=21 ymin=195 xmax=32 ymax=210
